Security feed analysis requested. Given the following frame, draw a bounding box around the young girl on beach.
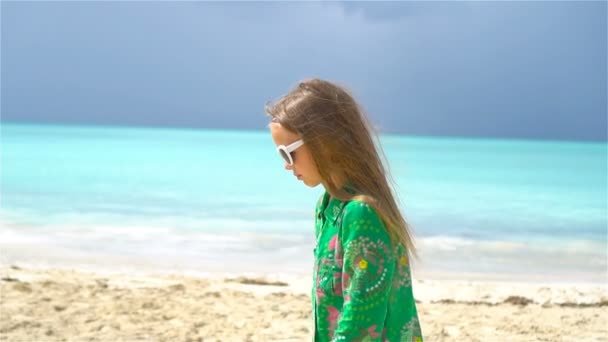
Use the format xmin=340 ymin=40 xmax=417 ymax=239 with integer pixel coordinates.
xmin=267 ymin=79 xmax=423 ymax=342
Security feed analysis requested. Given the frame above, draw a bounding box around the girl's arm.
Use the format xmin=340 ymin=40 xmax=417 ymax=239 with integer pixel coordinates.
xmin=333 ymin=202 xmax=396 ymax=341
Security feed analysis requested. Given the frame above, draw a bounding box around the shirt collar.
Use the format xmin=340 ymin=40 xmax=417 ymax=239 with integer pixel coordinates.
xmin=317 ymin=185 xmax=356 ymax=223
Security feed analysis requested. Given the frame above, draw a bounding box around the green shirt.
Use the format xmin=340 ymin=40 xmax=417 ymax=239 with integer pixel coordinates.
xmin=313 ymin=191 xmax=423 ymax=342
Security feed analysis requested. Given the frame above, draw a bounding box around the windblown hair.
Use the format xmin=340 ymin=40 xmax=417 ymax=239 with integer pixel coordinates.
xmin=266 ymin=78 xmax=416 ymax=257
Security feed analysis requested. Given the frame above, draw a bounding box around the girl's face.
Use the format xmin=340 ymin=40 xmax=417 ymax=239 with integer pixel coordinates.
xmin=270 ymin=122 xmax=322 ymax=188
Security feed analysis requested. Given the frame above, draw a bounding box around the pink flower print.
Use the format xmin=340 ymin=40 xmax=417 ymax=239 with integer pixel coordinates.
xmin=333 ymin=272 xmax=342 ymax=295
xmin=335 ymin=238 xmax=344 ymax=268
xmin=315 ymin=275 xmax=325 ymax=301
xmin=316 ymin=286 xmax=325 ymax=301
xmin=367 ymin=325 xmax=380 ymax=339
xmin=328 ymin=234 xmax=338 ymax=251
xmin=327 ymin=306 xmax=340 ymax=335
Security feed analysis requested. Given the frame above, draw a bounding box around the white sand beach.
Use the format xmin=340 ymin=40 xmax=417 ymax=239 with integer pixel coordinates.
xmin=1 ymin=265 xmax=606 ymax=342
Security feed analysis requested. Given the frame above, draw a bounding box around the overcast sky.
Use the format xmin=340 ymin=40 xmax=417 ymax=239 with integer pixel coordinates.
xmin=2 ymin=1 xmax=606 ymax=141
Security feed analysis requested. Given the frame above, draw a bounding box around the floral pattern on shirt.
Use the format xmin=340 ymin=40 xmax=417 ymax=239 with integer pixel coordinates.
xmin=312 ymin=192 xmax=423 ymax=342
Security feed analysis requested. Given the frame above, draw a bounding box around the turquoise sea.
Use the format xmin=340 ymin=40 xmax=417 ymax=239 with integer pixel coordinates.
xmin=1 ymin=123 xmax=606 ymax=282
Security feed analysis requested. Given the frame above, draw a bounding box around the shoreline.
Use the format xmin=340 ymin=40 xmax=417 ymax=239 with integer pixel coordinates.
xmin=2 ymin=225 xmax=605 ymax=286
xmin=2 ymin=252 xmax=607 ymax=286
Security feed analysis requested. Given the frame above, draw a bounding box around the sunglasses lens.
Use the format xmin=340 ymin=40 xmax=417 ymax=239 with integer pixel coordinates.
xmin=279 ymin=149 xmax=292 ymax=165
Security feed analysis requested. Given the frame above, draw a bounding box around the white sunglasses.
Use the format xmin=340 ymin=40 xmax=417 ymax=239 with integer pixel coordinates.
xmin=277 ymin=139 xmax=304 ymax=166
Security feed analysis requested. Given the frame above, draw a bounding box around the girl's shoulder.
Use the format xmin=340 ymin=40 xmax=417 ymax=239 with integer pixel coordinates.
xmin=343 ymin=199 xmax=379 ymax=220
xmin=342 ymin=200 xmax=387 ymax=233
xmin=340 ymin=199 xmax=393 ymax=248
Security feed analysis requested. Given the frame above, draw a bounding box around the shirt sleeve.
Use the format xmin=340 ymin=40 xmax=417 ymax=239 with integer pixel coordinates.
xmin=332 ymin=201 xmax=396 ymax=341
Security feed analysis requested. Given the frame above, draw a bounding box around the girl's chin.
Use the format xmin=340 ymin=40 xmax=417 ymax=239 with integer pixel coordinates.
xmin=302 ymin=179 xmax=322 ymax=188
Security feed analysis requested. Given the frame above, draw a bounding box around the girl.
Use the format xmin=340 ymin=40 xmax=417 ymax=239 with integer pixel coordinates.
xmin=267 ymin=79 xmax=423 ymax=342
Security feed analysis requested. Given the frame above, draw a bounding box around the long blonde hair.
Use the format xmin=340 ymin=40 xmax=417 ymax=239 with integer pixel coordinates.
xmin=266 ymin=79 xmax=416 ymax=257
